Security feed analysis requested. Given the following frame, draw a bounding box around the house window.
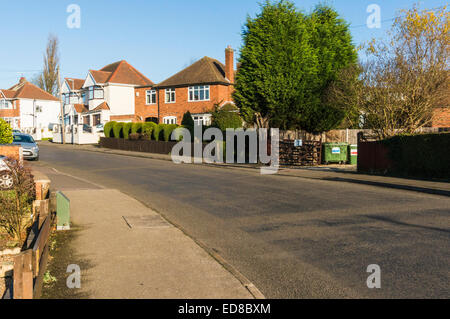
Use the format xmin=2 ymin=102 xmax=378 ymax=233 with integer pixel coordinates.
xmin=0 ymin=100 xmax=12 ymax=109
xmin=88 ymin=86 xmax=104 ymax=100
xmin=189 ymin=85 xmax=210 ymax=102
xmin=192 ymin=114 xmax=212 ymax=126
xmin=165 ymin=89 xmax=176 ymax=103
xmin=146 ymin=90 xmax=157 ymax=105
xmin=163 ymin=116 xmax=177 ymax=124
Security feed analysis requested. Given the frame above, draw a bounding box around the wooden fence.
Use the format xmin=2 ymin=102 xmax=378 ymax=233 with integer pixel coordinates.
xmin=3 ymin=177 xmax=55 ymax=299
xmin=100 ymin=137 xmax=178 ymax=155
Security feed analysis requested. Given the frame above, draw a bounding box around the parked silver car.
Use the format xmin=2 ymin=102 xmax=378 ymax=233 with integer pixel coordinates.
xmin=12 ymin=133 xmax=39 ymax=161
xmin=0 ymin=155 xmax=13 ymax=190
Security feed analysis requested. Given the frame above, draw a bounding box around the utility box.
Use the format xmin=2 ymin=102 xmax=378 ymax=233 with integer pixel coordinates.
xmin=56 ymin=191 xmax=70 ymax=230
xmin=349 ymin=144 xmax=358 ymax=165
xmin=323 ymin=143 xmax=349 ymax=164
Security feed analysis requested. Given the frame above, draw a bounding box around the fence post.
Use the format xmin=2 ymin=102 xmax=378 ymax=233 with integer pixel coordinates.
xmin=13 ymin=250 xmax=33 ymax=299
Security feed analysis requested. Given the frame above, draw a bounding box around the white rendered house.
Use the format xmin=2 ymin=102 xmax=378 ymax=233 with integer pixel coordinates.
xmin=0 ymin=77 xmax=60 ymax=138
xmin=61 ymin=60 xmax=154 ymax=127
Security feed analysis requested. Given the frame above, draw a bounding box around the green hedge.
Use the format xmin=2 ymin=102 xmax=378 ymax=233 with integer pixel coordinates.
xmin=131 ymin=123 xmax=143 ymax=135
xmin=153 ymin=124 xmax=165 ymax=141
xmin=382 ymin=133 xmax=450 ymax=179
xmin=104 ymin=121 xmax=116 ymax=138
xmin=123 ymin=122 xmax=133 ymax=139
xmin=163 ymin=124 xmax=179 ymax=142
xmin=113 ymin=122 xmax=124 ymax=139
xmin=142 ymin=122 xmax=156 ymax=140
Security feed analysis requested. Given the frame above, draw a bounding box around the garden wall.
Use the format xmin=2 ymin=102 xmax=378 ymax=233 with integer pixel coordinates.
xmin=0 ymin=145 xmax=23 ymax=161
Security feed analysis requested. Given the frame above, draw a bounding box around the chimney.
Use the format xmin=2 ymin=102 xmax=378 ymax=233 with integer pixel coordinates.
xmin=225 ymin=45 xmax=234 ymax=84
xmin=19 ymin=77 xmax=27 ymax=83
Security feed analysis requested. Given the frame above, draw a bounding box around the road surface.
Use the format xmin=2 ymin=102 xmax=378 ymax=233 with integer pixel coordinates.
xmin=35 ymin=143 xmax=450 ymax=298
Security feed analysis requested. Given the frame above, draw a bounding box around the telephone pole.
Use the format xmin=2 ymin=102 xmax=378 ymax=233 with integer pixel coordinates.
xmin=57 ymin=66 xmax=66 ymax=144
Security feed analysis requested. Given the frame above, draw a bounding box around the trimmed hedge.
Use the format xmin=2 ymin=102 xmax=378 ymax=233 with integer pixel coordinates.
xmin=153 ymin=124 xmax=165 ymax=141
xmin=123 ymin=122 xmax=133 ymax=140
xmin=113 ymin=122 xmax=124 ymax=139
xmin=131 ymin=123 xmax=143 ymax=135
xmin=104 ymin=121 xmax=116 ymax=138
xmin=382 ymin=133 xmax=450 ymax=179
xmin=142 ymin=122 xmax=157 ymax=140
xmin=163 ymin=124 xmax=178 ymax=142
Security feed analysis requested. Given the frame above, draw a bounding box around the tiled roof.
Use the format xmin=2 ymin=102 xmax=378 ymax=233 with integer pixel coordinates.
xmin=92 ymin=101 xmax=110 ymax=111
xmin=65 ymin=78 xmax=85 ymax=90
xmin=89 ymin=70 xmax=112 ymax=84
xmin=88 ymin=60 xmax=154 ymax=86
xmin=74 ymin=104 xmax=88 ymax=113
xmin=156 ymin=57 xmax=230 ymax=88
xmin=1 ymin=78 xmax=59 ymax=101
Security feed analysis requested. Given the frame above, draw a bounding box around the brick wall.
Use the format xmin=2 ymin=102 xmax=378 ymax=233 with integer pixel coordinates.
xmin=432 ymin=107 xmax=450 ymax=128
xmin=0 ymin=99 xmax=20 ymax=118
xmin=134 ymin=88 xmax=159 ymax=122
xmin=0 ymin=145 xmax=23 ymax=161
xmin=158 ymin=84 xmax=232 ymax=124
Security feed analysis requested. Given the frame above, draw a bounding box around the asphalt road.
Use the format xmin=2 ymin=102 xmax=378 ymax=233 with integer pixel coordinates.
xmin=35 ymin=144 xmax=450 ymax=298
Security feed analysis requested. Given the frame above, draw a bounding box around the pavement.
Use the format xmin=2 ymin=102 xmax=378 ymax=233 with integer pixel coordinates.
xmin=34 ymin=142 xmax=450 ymax=298
xmin=33 ymin=165 xmax=257 ymax=299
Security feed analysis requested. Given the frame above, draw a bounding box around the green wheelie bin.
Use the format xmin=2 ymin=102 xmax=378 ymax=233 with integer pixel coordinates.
xmin=348 ymin=144 xmax=358 ymax=165
xmin=323 ymin=143 xmax=349 ymax=164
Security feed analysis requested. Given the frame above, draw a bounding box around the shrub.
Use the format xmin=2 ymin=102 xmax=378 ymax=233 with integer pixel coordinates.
xmin=123 ymin=122 xmax=133 ymax=139
xmin=382 ymin=133 xmax=450 ymax=179
xmin=163 ymin=124 xmax=179 ymax=142
xmin=0 ymin=160 xmax=35 ymax=243
xmin=104 ymin=121 xmax=116 ymax=138
xmin=153 ymin=124 xmax=166 ymax=141
xmin=113 ymin=122 xmax=124 ymax=138
xmin=0 ymin=119 xmax=13 ymax=144
xmin=212 ymin=107 xmax=243 ymax=131
xmin=181 ymin=111 xmax=195 ymax=127
xmin=131 ymin=123 xmax=143 ymax=135
xmin=142 ymin=122 xmax=157 ymax=140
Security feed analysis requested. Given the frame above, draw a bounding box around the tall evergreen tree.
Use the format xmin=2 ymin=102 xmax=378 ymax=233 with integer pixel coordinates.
xmin=234 ymin=1 xmax=357 ymax=133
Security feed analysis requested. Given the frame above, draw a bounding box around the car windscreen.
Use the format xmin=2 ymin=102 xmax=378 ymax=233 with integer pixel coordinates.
xmin=13 ymin=135 xmax=35 ymax=143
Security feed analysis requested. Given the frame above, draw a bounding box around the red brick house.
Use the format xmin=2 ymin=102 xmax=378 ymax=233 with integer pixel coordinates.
xmin=135 ymin=46 xmax=235 ymax=125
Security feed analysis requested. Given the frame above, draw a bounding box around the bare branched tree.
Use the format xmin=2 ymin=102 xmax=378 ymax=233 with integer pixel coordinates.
xmin=35 ymin=34 xmax=60 ymax=95
xmin=360 ymin=5 xmax=449 ymax=139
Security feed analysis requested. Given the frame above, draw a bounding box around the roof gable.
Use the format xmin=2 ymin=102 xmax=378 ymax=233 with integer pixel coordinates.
xmin=156 ymin=57 xmax=229 ymax=88
xmin=1 ymin=79 xmax=59 ymax=101
xmin=65 ymin=78 xmax=85 ymax=90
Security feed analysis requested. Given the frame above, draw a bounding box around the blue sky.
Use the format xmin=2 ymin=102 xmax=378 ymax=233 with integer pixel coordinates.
xmin=0 ymin=0 xmax=446 ymax=88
